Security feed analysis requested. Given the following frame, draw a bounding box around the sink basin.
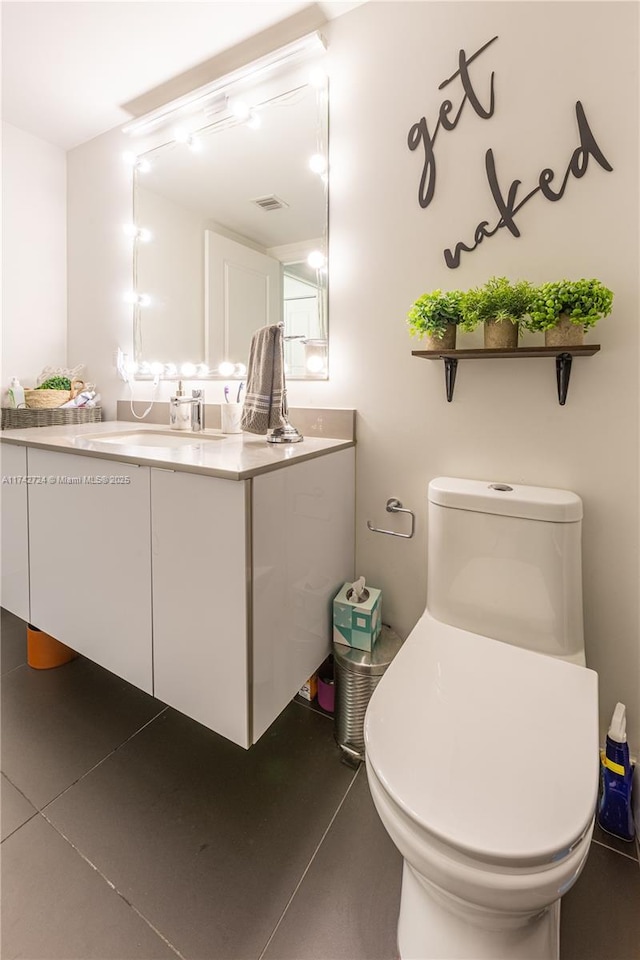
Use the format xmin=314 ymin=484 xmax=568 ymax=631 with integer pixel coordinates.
xmin=79 ymin=430 xmax=226 ymax=448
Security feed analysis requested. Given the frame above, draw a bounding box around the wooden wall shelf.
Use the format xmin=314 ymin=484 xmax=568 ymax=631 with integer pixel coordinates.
xmin=412 ymin=345 xmax=601 ymax=405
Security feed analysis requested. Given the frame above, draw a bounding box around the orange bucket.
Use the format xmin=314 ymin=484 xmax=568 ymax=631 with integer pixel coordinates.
xmin=27 ymin=625 xmax=78 ymax=669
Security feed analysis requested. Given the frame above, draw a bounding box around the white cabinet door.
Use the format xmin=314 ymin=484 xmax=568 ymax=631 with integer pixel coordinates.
xmin=28 ymin=449 xmax=153 ymax=692
xmin=151 ymin=469 xmax=249 ymax=747
xmin=252 ymin=448 xmax=355 ymax=742
xmin=0 ymin=443 xmax=30 ymax=621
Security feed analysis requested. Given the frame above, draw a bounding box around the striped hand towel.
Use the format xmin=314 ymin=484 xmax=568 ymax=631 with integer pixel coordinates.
xmin=240 ymin=324 xmax=287 ymax=435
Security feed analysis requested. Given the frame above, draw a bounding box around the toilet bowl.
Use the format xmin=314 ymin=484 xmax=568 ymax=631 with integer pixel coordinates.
xmin=365 ymin=615 xmax=598 ymax=960
xmin=364 ymin=478 xmax=600 ymax=960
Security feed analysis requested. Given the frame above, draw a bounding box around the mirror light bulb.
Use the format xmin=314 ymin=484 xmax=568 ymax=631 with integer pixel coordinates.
xmin=307 ymin=250 xmax=326 ymax=270
xmin=309 ymin=154 xmax=327 ymax=174
xmin=123 ymin=152 xmax=150 ymax=173
xmin=234 ymin=363 xmax=247 ymax=376
xmin=306 ymin=354 xmax=325 ymax=374
xmin=180 ymin=362 xmax=197 ymax=377
xmin=198 ymin=363 xmax=210 ymax=377
xmin=123 ymin=224 xmax=151 ymax=242
xmin=123 ymin=291 xmax=150 ymax=306
xmin=218 ymin=361 xmax=235 ymax=377
xmin=232 ymin=101 xmax=250 ymax=121
xmin=174 ymin=128 xmax=202 ymax=151
xmin=150 ymin=362 xmax=164 ymax=376
xmin=247 ymin=111 xmax=261 ymax=130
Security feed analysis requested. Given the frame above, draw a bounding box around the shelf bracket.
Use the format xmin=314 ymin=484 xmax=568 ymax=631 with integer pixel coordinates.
xmin=556 ymin=352 xmax=573 ymax=406
xmin=444 ymin=357 xmax=458 ymax=402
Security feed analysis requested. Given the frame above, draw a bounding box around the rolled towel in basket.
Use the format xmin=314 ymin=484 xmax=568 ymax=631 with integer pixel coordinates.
xmin=240 ymin=324 xmax=287 ymax=435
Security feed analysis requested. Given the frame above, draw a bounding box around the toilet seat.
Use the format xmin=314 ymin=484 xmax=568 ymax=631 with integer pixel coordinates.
xmin=364 ymin=613 xmax=599 ymax=869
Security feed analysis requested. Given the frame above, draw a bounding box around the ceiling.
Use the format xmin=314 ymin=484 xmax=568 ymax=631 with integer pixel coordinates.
xmin=1 ymin=0 xmax=362 ymax=151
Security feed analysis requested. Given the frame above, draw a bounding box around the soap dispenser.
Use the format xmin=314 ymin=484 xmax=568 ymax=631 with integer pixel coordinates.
xmin=169 ymin=381 xmax=190 ymax=430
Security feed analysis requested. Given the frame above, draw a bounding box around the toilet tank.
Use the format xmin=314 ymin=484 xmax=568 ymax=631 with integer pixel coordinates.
xmin=426 ymin=477 xmax=585 ymax=663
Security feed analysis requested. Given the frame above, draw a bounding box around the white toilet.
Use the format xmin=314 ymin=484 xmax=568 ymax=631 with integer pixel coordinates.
xmin=364 ymin=477 xmax=599 ymax=960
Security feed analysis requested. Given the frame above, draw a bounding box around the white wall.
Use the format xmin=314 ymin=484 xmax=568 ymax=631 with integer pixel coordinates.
xmin=2 ymin=123 xmax=67 ymax=388
xmin=323 ymin=1 xmax=639 ymax=747
xmin=66 ymin=2 xmax=639 ymax=747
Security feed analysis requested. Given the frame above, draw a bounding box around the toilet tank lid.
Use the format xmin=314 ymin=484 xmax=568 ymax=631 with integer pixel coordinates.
xmin=428 ymin=477 xmax=583 ymax=522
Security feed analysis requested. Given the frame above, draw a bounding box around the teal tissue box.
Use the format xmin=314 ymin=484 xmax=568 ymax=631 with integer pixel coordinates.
xmin=333 ymin=583 xmax=382 ymax=651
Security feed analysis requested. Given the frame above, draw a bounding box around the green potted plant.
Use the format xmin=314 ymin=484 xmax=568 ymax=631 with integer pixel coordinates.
xmin=406 ymin=289 xmax=463 ymax=350
xmin=527 ymin=278 xmax=613 ymax=346
xmin=460 ymin=276 xmax=533 ymax=349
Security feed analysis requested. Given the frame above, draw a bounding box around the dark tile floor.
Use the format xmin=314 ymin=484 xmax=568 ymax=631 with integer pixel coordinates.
xmin=2 ymin=607 xmax=639 ymax=960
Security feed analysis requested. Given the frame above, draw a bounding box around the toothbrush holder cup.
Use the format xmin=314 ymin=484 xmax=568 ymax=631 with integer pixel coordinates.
xmin=221 ymin=402 xmax=243 ymax=434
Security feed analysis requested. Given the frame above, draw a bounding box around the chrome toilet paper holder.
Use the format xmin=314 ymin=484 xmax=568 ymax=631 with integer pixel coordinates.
xmin=367 ymin=498 xmax=415 ymax=539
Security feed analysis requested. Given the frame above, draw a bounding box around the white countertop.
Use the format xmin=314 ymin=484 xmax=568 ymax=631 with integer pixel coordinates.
xmin=0 ymin=421 xmax=355 ymax=481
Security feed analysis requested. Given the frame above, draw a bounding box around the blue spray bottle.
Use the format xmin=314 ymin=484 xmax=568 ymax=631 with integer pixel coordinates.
xmin=597 ymin=702 xmax=635 ymax=843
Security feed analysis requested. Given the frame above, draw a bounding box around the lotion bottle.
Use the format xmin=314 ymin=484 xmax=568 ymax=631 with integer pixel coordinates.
xmin=8 ymin=378 xmax=25 ymax=409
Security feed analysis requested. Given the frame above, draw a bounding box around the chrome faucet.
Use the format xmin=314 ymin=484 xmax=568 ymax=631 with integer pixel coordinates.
xmin=190 ymin=389 xmax=205 ymax=432
xmin=169 ymin=389 xmax=205 ymax=432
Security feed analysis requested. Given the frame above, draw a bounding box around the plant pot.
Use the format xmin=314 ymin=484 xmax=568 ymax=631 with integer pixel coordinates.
xmin=484 ymin=319 xmax=518 ymax=349
xmin=544 ymin=314 xmax=584 ymax=347
xmin=422 ymin=324 xmax=457 ymax=351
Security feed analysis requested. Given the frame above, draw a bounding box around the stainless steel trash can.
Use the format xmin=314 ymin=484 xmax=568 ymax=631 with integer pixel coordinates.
xmin=333 ymin=625 xmax=403 ymax=764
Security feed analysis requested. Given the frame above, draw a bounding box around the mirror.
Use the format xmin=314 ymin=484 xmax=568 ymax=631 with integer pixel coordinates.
xmin=131 ymin=50 xmax=328 ymax=380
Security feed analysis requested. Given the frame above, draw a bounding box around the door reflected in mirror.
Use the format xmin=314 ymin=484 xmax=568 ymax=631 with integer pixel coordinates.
xmin=131 ymin=54 xmax=328 ymax=380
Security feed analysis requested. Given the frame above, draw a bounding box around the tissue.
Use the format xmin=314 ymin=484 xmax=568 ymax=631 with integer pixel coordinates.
xmin=333 ymin=577 xmax=382 ymax=652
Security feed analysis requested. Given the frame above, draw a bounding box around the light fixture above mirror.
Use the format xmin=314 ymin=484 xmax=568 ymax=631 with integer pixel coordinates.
xmin=124 ymin=32 xmax=328 ymax=381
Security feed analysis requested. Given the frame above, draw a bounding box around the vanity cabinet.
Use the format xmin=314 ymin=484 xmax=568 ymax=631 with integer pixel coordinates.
xmin=0 ymin=443 xmax=30 ymax=621
xmin=27 ymin=449 xmax=153 ymax=692
xmin=4 ymin=438 xmax=354 ymax=748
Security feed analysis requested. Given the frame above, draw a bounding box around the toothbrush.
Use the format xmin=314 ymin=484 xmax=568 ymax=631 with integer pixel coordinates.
xmin=236 ymin=382 xmax=244 ymax=404
xmin=224 ymin=386 xmax=230 ymax=403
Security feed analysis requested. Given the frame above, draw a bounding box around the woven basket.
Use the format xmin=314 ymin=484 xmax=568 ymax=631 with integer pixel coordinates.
xmin=1 ymin=406 xmax=102 ymax=430
xmin=24 ymin=378 xmax=85 ymax=409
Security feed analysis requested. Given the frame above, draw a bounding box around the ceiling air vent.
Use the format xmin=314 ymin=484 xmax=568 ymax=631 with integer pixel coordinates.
xmin=252 ymin=194 xmax=289 ymax=212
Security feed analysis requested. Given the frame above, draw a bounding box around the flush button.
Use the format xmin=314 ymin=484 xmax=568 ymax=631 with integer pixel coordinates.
xmin=489 ymin=483 xmax=513 ymax=492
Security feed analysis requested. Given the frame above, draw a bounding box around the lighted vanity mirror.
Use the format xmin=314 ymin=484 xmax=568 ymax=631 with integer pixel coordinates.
xmin=131 ymin=47 xmax=328 ymax=381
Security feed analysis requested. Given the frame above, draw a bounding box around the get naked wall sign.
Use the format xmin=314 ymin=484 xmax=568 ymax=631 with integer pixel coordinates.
xmin=408 ymin=36 xmax=614 ymax=269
